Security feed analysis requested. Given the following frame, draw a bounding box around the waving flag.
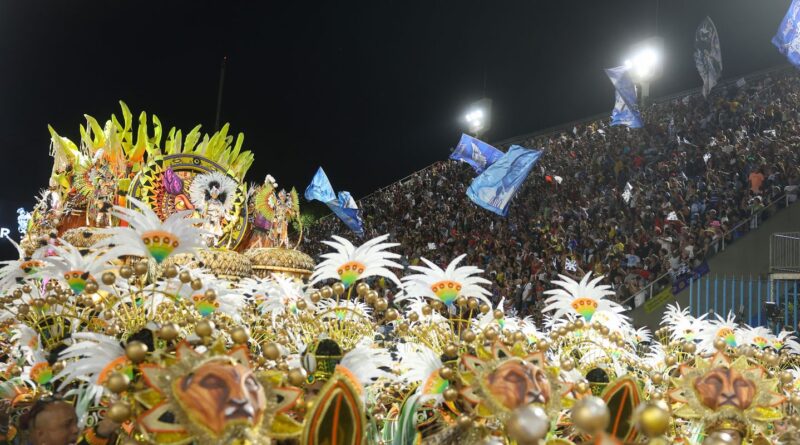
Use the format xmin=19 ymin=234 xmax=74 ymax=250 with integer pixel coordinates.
xmin=695 ymin=16 xmax=722 ymax=97
xmin=605 ymin=66 xmax=643 ymax=129
xmin=466 ymin=145 xmax=542 ymax=217
xmin=450 ymin=133 xmax=503 ymax=173
xmin=774 ymin=0 xmax=800 ymax=67
xmin=304 ymin=167 xmax=364 ymax=236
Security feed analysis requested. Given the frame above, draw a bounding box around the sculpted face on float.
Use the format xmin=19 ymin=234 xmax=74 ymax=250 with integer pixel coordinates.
xmin=173 ymin=360 xmax=267 ymax=437
xmin=693 ymin=367 xmax=756 ymax=411
xmin=485 ymin=360 xmax=551 ymax=410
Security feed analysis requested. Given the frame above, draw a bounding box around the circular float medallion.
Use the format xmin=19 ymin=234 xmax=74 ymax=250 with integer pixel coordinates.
xmin=129 ymin=154 xmax=248 ymax=250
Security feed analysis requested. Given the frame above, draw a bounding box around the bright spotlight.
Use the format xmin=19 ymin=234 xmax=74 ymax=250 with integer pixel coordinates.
xmin=462 ymin=98 xmax=492 ymax=136
xmin=624 ymin=37 xmax=663 ymax=84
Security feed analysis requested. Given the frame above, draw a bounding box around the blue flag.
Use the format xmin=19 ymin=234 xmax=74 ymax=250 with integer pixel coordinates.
xmin=605 ymin=66 xmax=644 ymax=129
xmin=304 ymin=167 xmax=337 ymax=202
xmin=773 ymin=0 xmax=800 ymax=67
xmin=449 ymin=134 xmax=503 ymax=173
xmin=304 ymin=167 xmax=364 ymax=236
xmin=466 ymin=145 xmax=542 ymax=217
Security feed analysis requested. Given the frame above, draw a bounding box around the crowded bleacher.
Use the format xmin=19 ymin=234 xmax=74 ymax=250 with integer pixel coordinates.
xmin=305 ymin=67 xmax=800 ymax=321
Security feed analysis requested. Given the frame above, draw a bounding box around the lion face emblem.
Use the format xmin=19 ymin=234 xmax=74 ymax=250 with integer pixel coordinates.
xmin=485 ymin=360 xmax=551 ymax=410
xmin=173 ymin=360 xmax=267 ymax=437
xmin=693 ymin=367 xmax=756 ymax=411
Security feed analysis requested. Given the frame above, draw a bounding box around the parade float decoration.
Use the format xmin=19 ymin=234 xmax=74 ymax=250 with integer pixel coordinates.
xmin=0 ymin=104 xmax=798 ymax=445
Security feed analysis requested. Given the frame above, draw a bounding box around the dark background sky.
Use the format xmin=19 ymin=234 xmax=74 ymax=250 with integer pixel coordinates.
xmin=0 ymin=0 xmax=792 ymax=254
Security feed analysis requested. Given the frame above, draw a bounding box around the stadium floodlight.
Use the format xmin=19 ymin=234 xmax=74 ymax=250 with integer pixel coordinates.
xmin=463 ymin=98 xmax=492 ymax=137
xmin=623 ymin=36 xmax=663 ymax=102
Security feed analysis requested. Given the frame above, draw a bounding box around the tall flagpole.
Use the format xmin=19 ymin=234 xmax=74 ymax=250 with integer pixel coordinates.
xmin=215 ymin=56 xmax=227 ymax=131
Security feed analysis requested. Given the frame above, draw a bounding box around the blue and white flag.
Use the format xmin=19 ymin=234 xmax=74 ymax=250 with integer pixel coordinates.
xmin=449 ymin=133 xmax=503 ymax=173
xmin=605 ymin=66 xmax=644 ymax=129
xmin=304 ymin=167 xmax=364 ymax=236
xmin=695 ymin=16 xmax=722 ymax=97
xmin=466 ymin=145 xmax=542 ymax=217
xmin=773 ymin=0 xmax=800 ymax=67
xmin=304 ymin=167 xmax=337 ymax=203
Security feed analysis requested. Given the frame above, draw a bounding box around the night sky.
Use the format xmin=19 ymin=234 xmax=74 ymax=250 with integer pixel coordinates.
xmin=0 ymin=1 xmax=792 ymax=250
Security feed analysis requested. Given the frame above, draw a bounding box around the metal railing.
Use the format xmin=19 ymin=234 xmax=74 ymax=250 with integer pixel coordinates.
xmin=688 ymin=273 xmax=798 ymax=333
xmin=623 ymin=193 xmax=791 ymax=309
xmin=771 ymin=232 xmax=800 ymax=273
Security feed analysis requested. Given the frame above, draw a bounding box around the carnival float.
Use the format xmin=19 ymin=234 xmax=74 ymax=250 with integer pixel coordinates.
xmin=0 ymin=103 xmax=798 ymax=444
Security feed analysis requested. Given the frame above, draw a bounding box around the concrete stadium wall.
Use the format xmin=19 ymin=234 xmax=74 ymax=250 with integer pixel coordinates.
xmin=630 ymin=201 xmax=800 ymax=330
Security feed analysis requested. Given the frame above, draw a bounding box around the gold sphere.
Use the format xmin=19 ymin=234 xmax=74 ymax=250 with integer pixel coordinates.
xmin=408 ymin=312 xmax=420 ymax=322
xmin=493 ymin=309 xmax=504 ymax=320
xmin=683 ymin=342 xmax=697 ymax=354
xmin=158 ymin=323 xmax=180 ymax=341
xmin=366 ymin=290 xmax=379 ymax=304
xmin=264 ymin=343 xmax=281 ymax=360
xmin=457 ymin=415 xmax=472 ymax=429
xmin=288 ymin=368 xmax=306 ymax=386
xmin=195 ymin=320 xmax=215 ymax=337
xmin=421 ymin=305 xmax=433 ymax=316
xmin=781 ymin=371 xmax=794 ymax=384
xmin=637 ymin=404 xmax=670 ymax=437
xmin=650 ymin=372 xmax=663 ymax=385
xmin=574 ymin=319 xmax=585 ymax=329
xmin=163 ymin=265 xmax=178 ymax=279
xmin=442 ymin=387 xmax=458 ymax=402
xmin=190 ymin=279 xmax=203 ymax=291
xmin=320 ymin=286 xmax=333 ymax=299
xmin=703 ymin=431 xmax=736 ymax=445
xmin=11 ymin=289 xmax=22 ymax=299
xmin=462 ymin=330 xmax=476 ymax=343
xmin=455 ymin=296 xmax=467 ymax=307
xmin=102 ymin=272 xmax=117 ymax=286
xmin=84 ymin=281 xmax=99 ymax=295
xmin=231 ymin=327 xmax=249 ymax=345
xmin=444 ymin=344 xmax=459 ymax=357
xmin=484 ymin=328 xmax=498 ymax=340
xmin=332 ymin=282 xmax=346 ymax=296
xmin=310 ymin=291 xmax=322 ymax=303
xmin=296 ymin=299 xmax=308 ymax=311
xmin=665 ymin=355 xmax=677 ymax=367
xmin=558 ymin=327 xmax=568 ymax=336
xmin=713 ymin=338 xmax=727 ymax=351
xmin=600 ymin=326 xmax=610 ymax=336
xmin=790 ymin=394 xmax=800 ymax=406
xmin=107 ymin=402 xmax=132 ymax=423
xmin=178 ymin=270 xmax=192 ymax=283
xmin=571 ymin=396 xmax=610 ymax=434
xmin=106 ymin=372 xmax=130 ymax=394
xmin=439 ymin=367 xmax=454 ymax=381
xmin=467 ymin=298 xmax=478 ymax=309
xmin=479 ymin=303 xmax=490 ymax=314
xmin=119 ymin=266 xmax=133 ymax=279
xmin=375 ymin=298 xmax=389 ymax=312
xmin=46 ymin=295 xmax=58 ymax=306
xmin=506 ymin=405 xmax=550 ymax=445
xmin=355 ymin=283 xmax=369 ymax=296
xmin=17 ymin=304 xmax=29 ymax=316
xmin=385 ymin=308 xmax=399 ymax=321
xmin=204 ymin=289 xmax=217 ymax=301
xmin=125 ymin=341 xmax=148 ymax=363
xmin=561 ymin=358 xmax=575 ymax=371
xmin=133 ymin=261 xmax=148 ymax=276
xmin=537 ymin=339 xmax=549 ymax=351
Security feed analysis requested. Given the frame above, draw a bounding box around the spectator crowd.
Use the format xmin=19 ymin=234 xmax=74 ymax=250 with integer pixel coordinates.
xmin=305 ymin=68 xmax=800 ymax=323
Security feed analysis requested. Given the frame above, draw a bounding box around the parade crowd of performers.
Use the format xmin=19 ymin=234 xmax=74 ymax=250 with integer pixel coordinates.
xmin=306 ymin=68 xmax=800 ymax=321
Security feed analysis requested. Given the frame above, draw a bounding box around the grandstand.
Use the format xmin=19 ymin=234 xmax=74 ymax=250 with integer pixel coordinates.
xmin=306 ymin=65 xmax=800 ymax=326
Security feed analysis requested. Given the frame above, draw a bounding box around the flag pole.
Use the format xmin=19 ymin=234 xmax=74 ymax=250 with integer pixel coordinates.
xmin=214 ymin=56 xmax=227 ymax=131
